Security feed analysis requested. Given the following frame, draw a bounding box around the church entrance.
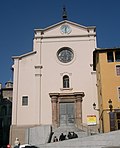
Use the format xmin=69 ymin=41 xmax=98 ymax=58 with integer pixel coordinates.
xmin=49 ymin=92 xmax=85 ymax=128
xmin=60 ymin=102 xmax=75 ymax=126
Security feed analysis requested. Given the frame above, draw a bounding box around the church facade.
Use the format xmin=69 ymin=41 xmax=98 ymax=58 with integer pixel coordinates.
xmin=10 ymin=19 xmax=98 ymax=142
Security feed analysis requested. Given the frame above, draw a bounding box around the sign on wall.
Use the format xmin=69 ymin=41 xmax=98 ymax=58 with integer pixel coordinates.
xmin=87 ymin=115 xmax=97 ymax=125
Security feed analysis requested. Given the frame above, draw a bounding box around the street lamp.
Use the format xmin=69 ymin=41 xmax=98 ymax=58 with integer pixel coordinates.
xmin=108 ymin=99 xmax=113 ymax=112
xmin=93 ymin=102 xmax=100 ymax=111
xmin=93 ymin=99 xmax=114 ymax=133
xmin=93 ymin=102 xmax=96 ymax=110
xmin=93 ymin=99 xmax=113 ymax=112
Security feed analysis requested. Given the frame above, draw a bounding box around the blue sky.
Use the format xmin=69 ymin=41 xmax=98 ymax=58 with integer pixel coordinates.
xmin=1 ymin=0 xmax=120 ymax=86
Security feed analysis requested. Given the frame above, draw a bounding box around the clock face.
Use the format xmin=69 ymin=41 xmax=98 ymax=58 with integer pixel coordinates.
xmin=60 ymin=25 xmax=72 ymax=34
xmin=57 ymin=47 xmax=74 ymax=63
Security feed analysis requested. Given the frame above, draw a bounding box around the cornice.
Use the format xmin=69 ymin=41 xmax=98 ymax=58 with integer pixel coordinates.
xmin=12 ymin=51 xmax=37 ymax=60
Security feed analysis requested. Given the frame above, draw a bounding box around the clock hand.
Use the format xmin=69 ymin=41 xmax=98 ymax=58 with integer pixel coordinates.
xmin=65 ymin=26 xmax=67 ymax=33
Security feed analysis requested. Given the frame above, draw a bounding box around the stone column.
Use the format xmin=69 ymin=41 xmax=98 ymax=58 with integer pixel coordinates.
xmin=74 ymin=92 xmax=84 ymax=128
xmin=49 ymin=93 xmax=59 ymax=128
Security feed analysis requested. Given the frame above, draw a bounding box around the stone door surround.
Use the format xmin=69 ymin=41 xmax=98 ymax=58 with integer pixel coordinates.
xmin=49 ymin=92 xmax=85 ymax=128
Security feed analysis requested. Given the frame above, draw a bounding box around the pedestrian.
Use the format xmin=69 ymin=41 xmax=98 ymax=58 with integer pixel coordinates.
xmin=72 ymin=132 xmax=78 ymax=138
xmin=14 ymin=138 xmax=20 ymax=148
xmin=67 ymin=132 xmax=72 ymax=139
xmin=53 ymin=136 xmax=58 ymax=142
xmin=59 ymin=133 xmax=66 ymax=141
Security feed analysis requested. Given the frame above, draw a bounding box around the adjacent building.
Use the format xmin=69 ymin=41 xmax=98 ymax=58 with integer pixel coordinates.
xmin=93 ymin=48 xmax=120 ymax=132
xmin=1 ymin=81 xmax=13 ymax=102
xmin=10 ymin=16 xmax=99 ymax=143
xmin=0 ymin=81 xmax=13 ymax=146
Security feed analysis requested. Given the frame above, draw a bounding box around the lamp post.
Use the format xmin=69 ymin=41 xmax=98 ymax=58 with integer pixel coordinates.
xmin=108 ymin=99 xmax=113 ymax=112
xmin=93 ymin=102 xmax=96 ymax=110
xmin=93 ymin=99 xmax=113 ymax=112
xmin=92 ymin=102 xmax=101 ymax=132
xmin=108 ymin=99 xmax=115 ymax=131
xmin=93 ymin=99 xmax=114 ymax=132
xmin=92 ymin=103 xmax=100 ymax=111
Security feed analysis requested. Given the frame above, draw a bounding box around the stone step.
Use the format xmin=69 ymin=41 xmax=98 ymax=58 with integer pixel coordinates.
xmin=37 ymin=130 xmax=120 ymax=148
xmin=51 ymin=126 xmax=87 ymax=142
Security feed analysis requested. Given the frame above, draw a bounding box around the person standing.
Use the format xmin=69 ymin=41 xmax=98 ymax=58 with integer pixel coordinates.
xmin=14 ymin=138 xmax=20 ymax=148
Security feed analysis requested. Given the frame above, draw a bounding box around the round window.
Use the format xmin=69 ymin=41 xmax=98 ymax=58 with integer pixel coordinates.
xmin=57 ymin=47 xmax=74 ymax=63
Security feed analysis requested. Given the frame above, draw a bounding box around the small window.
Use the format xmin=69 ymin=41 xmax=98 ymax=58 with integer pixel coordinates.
xmin=116 ymin=112 xmax=120 ymax=119
xmin=118 ymin=87 xmax=120 ymax=100
xmin=116 ymin=65 xmax=120 ymax=76
xmin=63 ymin=75 xmax=69 ymax=88
xmin=107 ymin=52 xmax=114 ymax=62
xmin=115 ymin=51 xmax=120 ymax=62
xmin=22 ymin=96 xmax=28 ymax=106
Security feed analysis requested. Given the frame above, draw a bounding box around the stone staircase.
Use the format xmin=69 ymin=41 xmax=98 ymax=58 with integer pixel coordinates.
xmin=28 ymin=125 xmax=120 ymax=147
xmin=37 ymin=130 xmax=120 ymax=148
xmin=51 ymin=126 xmax=88 ymax=142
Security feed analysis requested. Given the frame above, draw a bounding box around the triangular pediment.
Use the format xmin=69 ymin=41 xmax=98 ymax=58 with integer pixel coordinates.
xmin=34 ymin=20 xmax=96 ymax=37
